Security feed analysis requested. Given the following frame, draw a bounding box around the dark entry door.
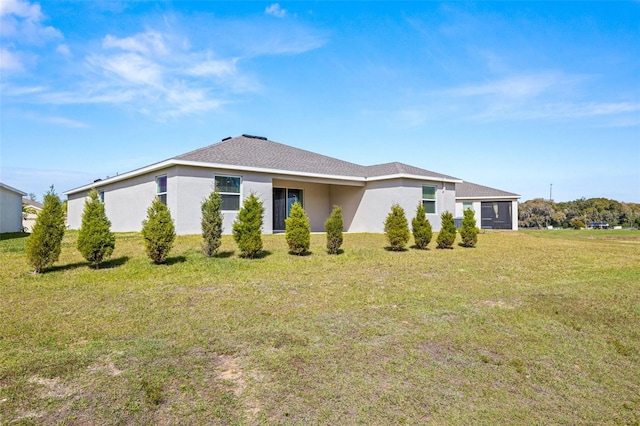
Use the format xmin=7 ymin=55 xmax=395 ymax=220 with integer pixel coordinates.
xmin=273 ymin=188 xmax=286 ymax=231
xmin=481 ymin=201 xmax=512 ymax=229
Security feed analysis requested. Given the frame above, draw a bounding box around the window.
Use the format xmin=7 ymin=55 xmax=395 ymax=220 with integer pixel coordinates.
xmin=156 ymin=175 xmax=167 ymax=205
xmin=98 ymin=191 xmax=105 ymax=204
xmin=463 ymin=202 xmax=473 ymax=211
xmin=422 ymin=185 xmax=436 ymax=214
xmin=215 ymin=175 xmax=241 ymax=210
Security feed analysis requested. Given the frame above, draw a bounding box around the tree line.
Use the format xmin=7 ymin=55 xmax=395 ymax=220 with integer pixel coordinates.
xmin=518 ymin=197 xmax=640 ymax=229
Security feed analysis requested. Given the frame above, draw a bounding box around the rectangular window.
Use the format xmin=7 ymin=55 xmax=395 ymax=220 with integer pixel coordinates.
xmin=463 ymin=202 xmax=473 ymax=211
xmin=156 ymin=175 xmax=167 ymax=205
xmin=215 ymin=175 xmax=241 ymax=210
xmin=98 ymin=191 xmax=105 ymax=204
xmin=422 ymin=185 xmax=436 ymax=214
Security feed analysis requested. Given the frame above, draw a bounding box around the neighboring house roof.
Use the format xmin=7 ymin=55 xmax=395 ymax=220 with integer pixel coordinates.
xmin=456 ymin=181 xmax=520 ymax=199
xmin=23 ymin=199 xmax=44 ymax=210
xmin=65 ymin=134 xmax=463 ymax=195
xmin=0 ymin=182 xmax=27 ymax=196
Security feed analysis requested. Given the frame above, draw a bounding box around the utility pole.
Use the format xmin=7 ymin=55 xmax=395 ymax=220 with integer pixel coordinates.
xmin=550 ymin=183 xmax=553 ymax=202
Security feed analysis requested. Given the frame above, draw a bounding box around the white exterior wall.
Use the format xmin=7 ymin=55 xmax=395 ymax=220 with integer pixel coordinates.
xmin=174 ymin=166 xmax=273 ymax=235
xmin=347 ymin=179 xmax=456 ymax=233
xmin=454 ymin=199 xmax=519 ymax=230
xmin=0 ymin=186 xmax=24 ymax=233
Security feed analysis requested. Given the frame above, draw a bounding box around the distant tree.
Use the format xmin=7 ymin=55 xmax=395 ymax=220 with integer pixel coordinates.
xmin=25 ymin=186 xmax=66 ymax=273
xmin=201 ymin=189 xmax=223 ymax=257
xmin=28 ymin=192 xmax=37 ymax=202
xmin=570 ymin=218 xmax=585 ymax=230
xmin=325 ymin=205 xmax=344 ymax=255
xmin=141 ymin=197 xmax=176 ymax=264
xmin=232 ymin=193 xmax=264 ymax=258
xmin=77 ymin=189 xmax=115 ymax=268
xmin=459 ymin=208 xmax=478 ymax=248
xmin=411 ymin=202 xmax=433 ymax=249
xmin=384 ymin=203 xmax=410 ymax=251
xmin=436 ymin=211 xmax=456 ymax=249
xmin=285 ymin=202 xmax=311 ymax=255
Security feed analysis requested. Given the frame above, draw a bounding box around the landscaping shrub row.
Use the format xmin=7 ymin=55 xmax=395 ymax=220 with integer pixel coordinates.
xmin=25 ymin=189 xmax=479 ymax=273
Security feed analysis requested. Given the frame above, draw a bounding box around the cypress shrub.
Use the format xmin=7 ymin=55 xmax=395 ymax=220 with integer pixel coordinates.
xmin=285 ymin=202 xmax=311 ymax=255
xmin=141 ymin=197 xmax=176 ymax=264
xmin=459 ymin=208 xmax=479 ymax=248
xmin=25 ymin=186 xmax=66 ymax=273
xmin=412 ymin=202 xmax=433 ymax=249
xmin=384 ymin=203 xmax=410 ymax=251
xmin=201 ymin=189 xmax=223 ymax=257
xmin=232 ymin=193 xmax=264 ymax=258
xmin=325 ymin=205 xmax=343 ymax=255
xmin=436 ymin=211 xmax=456 ymax=249
xmin=570 ymin=218 xmax=585 ymax=230
xmin=77 ymin=188 xmax=115 ymax=268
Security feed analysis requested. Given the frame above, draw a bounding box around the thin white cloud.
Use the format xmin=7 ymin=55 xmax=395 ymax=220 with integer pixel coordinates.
xmin=87 ymin=52 xmax=163 ymax=86
xmin=103 ymin=31 xmax=168 ymax=56
xmin=42 ymin=116 xmax=89 ymax=128
xmin=0 ymin=0 xmax=61 ymax=42
xmin=265 ymin=3 xmax=287 ymax=18
xmin=0 ymin=47 xmax=24 ymax=72
xmin=187 ymin=58 xmax=238 ymax=77
xmin=56 ymin=43 xmax=71 ymax=57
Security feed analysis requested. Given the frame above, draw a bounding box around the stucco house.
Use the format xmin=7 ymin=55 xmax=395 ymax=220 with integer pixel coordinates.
xmin=0 ymin=182 xmax=27 ymax=234
xmin=22 ymin=199 xmax=43 ymax=232
xmin=65 ymin=135 xmax=519 ymax=235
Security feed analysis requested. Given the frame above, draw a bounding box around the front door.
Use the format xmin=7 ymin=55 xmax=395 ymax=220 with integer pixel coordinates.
xmin=273 ymin=188 xmax=304 ymax=231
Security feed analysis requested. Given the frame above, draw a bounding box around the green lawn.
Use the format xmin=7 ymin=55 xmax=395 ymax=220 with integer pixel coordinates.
xmin=1 ymin=230 xmax=639 ymax=424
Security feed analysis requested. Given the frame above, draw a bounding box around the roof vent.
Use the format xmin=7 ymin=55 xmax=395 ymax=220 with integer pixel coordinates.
xmin=242 ymin=134 xmax=267 ymax=140
xmin=93 ymin=178 xmax=102 ymax=183
xmin=221 ymin=136 xmax=232 ymax=141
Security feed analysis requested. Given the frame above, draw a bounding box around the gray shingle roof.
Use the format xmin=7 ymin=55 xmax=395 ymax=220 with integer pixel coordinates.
xmin=174 ymin=135 xmax=461 ymax=181
xmin=174 ymin=135 xmax=367 ymax=177
xmin=456 ymin=181 xmax=519 ymax=198
xmin=365 ymin=162 xmax=460 ymax=180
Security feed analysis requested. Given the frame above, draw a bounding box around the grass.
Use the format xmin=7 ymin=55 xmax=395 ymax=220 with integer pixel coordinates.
xmin=1 ymin=229 xmax=639 ymax=424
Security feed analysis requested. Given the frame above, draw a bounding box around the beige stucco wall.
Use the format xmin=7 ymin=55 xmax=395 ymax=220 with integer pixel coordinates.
xmin=0 ymin=186 xmax=24 ymax=233
xmin=346 ymin=179 xmax=456 ymax=233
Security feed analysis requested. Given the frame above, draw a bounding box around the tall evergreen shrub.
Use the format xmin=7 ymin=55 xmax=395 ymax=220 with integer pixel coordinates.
xmin=25 ymin=186 xmax=66 ymax=273
xmin=232 ymin=193 xmax=264 ymax=258
xmin=285 ymin=202 xmax=311 ymax=255
xmin=141 ymin=197 xmax=176 ymax=264
xmin=459 ymin=208 xmax=479 ymax=248
xmin=325 ymin=205 xmax=343 ymax=255
xmin=201 ymin=189 xmax=223 ymax=257
xmin=436 ymin=211 xmax=456 ymax=249
xmin=412 ymin=202 xmax=433 ymax=249
xmin=77 ymin=189 xmax=115 ymax=268
xmin=384 ymin=203 xmax=410 ymax=251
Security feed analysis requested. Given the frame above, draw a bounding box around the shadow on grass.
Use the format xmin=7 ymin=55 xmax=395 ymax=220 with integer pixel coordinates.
xmin=0 ymin=232 xmax=29 ymax=241
xmin=384 ymin=246 xmax=409 ymax=252
xmin=409 ymin=245 xmax=430 ymax=251
xmin=457 ymin=243 xmax=476 ymax=248
xmin=101 ymin=256 xmax=130 ymax=268
xmin=238 ymin=250 xmax=272 ymax=260
xmin=287 ymin=250 xmax=313 ymax=256
xmin=214 ymin=250 xmax=235 ymax=259
xmin=44 ymin=261 xmax=90 ymax=273
xmin=164 ymin=256 xmax=187 ymax=265
xmin=326 ymin=249 xmax=345 ymax=255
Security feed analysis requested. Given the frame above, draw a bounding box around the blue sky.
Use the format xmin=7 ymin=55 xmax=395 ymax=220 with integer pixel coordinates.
xmin=1 ymin=1 xmax=639 ymax=203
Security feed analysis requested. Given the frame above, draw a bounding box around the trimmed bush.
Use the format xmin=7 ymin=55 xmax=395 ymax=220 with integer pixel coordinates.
xmin=77 ymin=188 xmax=115 ymax=268
xmin=232 ymin=193 xmax=264 ymax=258
xmin=201 ymin=189 xmax=223 ymax=257
xmin=459 ymin=208 xmax=479 ymax=248
xmin=25 ymin=186 xmax=66 ymax=273
xmin=141 ymin=197 xmax=176 ymax=264
xmin=285 ymin=202 xmax=311 ymax=255
xmin=325 ymin=205 xmax=344 ymax=255
xmin=412 ymin=202 xmax=433 ymax=249
xmin=436 ymin=211 xmax=456 ymax=249
xmin=384 ymin=203 xmax=410 ymax=251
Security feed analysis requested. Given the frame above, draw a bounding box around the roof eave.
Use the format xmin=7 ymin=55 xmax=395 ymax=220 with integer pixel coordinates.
xmin=366 ymin=173 xmax=462 ymax=183
xmin=456 ymin=195 xmax=520 ymax=200
xmin=0 ymin=183 xmax=27 ymax=196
